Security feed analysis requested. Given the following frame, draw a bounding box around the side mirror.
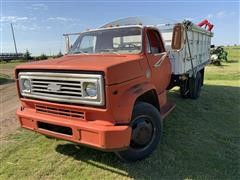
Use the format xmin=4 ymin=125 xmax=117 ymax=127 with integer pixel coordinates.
xmin=171 ymin=23 xmax=184 ymax=50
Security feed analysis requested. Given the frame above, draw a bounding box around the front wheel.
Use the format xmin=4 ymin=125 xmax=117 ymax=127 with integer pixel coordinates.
xmin=115 ymin=102 xmax=162 ymax=162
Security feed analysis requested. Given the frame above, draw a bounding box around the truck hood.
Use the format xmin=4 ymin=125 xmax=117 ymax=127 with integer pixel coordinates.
xmin=15 ymin=54 xmax=144 ymax=85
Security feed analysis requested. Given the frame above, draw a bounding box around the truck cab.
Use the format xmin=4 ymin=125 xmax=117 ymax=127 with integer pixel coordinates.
xmin=15 ymin=18 xmax=213 ymax=162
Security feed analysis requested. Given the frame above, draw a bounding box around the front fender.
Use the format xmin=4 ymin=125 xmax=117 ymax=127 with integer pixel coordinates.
xmin=107 ymin=77 xmax=156 ymax=124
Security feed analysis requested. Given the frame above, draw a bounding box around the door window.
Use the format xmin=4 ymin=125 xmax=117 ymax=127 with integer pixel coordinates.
xmin=146 ymin=30 xmax=165 ymax=54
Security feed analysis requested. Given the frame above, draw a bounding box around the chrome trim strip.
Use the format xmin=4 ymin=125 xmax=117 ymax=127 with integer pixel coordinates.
xmin=153 ymin=52 xmax=168 ymax=68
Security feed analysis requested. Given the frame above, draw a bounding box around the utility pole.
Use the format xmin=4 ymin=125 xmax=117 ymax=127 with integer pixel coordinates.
xmin=10 ymin=23 xmax=18 ymax=55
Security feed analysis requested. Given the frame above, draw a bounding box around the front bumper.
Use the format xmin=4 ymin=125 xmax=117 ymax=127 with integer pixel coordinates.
xmin=16 ymin=107 xmax=131 ymax=151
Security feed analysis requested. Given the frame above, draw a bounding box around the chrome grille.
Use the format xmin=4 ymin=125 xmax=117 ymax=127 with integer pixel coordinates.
xmin=31 ymin=79 xmax=83 ymax=97
xmin=18 ymin=72 xmax=104 ymax=106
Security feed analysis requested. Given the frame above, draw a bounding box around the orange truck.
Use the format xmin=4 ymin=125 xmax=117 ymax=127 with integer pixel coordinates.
xmin=15 ymin=18 xmax=213 ymax=162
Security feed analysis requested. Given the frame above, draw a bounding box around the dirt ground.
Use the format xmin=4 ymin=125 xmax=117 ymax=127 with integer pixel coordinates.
xmin=0 ymin=67 xmax=20 ymax=138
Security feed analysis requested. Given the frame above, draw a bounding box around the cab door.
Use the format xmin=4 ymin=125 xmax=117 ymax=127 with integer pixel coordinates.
xmin=144 ymin=28 xmax=171 ymax=94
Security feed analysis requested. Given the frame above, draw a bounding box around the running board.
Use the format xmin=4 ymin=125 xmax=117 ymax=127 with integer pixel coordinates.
xmin=160 ymin=102 xmax=176 ymax=120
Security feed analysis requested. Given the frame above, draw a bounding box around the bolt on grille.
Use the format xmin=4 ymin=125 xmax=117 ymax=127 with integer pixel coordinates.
xmin=31 ymin=79 xmax=83 ymax=97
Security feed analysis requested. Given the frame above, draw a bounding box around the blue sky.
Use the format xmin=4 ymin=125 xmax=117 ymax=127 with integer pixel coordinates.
xmin=1 ymin=0 xmax=239 ymax=55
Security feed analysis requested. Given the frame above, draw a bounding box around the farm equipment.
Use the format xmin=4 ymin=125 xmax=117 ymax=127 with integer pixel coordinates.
xmin=197 ymin=19 xmax=214 ymax=31
xmin=210 ymin=45 xmax=228 ymax=65
xmin=0 ymin=53 xmax=24 ymax=62
xmin=15 ymin=17 xmax=213 ymax=162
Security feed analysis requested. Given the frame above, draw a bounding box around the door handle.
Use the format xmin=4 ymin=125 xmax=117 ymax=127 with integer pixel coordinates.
xmin=153 ymin=52 xmax=167 ymax=68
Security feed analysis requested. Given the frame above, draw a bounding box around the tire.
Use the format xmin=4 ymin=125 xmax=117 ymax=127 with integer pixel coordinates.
xmin=115 ymin=102 xmax=162 ymax=162
xmin=189 ymin=72 xmax=202 ymax=99
xmin=180 ymin=79 xmax=190 ymax=98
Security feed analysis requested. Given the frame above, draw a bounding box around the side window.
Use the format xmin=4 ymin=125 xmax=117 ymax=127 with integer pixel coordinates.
xmin=113 ymin=37 xmax=121 ymax=48
xmin=80 ymin=36 xmax=96 ymax=53
xmin=147 ymin=30 xmax=165 ymax=54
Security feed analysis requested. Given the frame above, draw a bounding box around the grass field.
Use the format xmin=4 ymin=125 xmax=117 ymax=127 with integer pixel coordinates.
xmin=0 ymin=47 xmax=239 ymax=179
xmin=0 ymin=61 xmax=23 ymax=84
xmin=0 ymin=60 xmax=26 ymax=69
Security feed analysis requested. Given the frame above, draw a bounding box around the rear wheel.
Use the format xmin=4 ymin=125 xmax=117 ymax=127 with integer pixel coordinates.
xmin=115 ymin=102 xmax=162 ymax=162
xmin=180 ymin=79 xmax=190 ymax=98
xmin=189 ymin=72 xmax=202 ymax=99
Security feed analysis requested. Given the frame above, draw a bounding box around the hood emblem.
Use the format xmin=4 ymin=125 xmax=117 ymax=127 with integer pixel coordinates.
xmin=47 ymin=83 xmax=61 ymax=92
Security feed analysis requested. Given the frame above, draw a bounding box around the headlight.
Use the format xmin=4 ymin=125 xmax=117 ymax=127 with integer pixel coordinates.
xmin=21 ymin=79 xmax=31 ymax=93
xmin=84 ymin=82 xmax=97 ymax=97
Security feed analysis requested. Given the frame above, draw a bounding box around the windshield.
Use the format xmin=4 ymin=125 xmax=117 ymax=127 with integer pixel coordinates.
xmin=69 ymin=27 xmax=142 ymax=55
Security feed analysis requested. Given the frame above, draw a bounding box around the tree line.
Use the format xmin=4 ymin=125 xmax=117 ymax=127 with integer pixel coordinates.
xmin=23 ymin=50 xmax=63 ymax=61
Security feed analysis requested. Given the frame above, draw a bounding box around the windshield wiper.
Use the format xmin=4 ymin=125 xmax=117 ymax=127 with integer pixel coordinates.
xmin=99 ymin=49 xmax=120 ymax=55
xmin=71 ymin=50 xmax=88 ymax=55
xmin=107 ymin=51 xmax=120 ymax=55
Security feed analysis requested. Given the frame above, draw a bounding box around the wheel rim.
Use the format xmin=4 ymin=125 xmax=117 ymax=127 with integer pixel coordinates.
xmin=130 ymin=115 xmax=155 ymax=151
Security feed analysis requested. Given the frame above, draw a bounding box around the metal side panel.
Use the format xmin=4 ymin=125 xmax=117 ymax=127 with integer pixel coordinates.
xmin=158 ymin=21 xmax=212 ymax=76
